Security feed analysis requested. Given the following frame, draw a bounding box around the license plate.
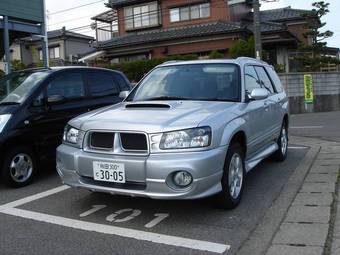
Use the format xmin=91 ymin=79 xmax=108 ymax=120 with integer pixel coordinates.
xmin=93 ymin=161 xmax=125 ymax=183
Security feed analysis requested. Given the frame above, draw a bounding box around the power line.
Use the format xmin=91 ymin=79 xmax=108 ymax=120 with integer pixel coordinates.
xmin=49 ymin=15 xmax=95 ymax=26
xmin=49 ymin=0 xmax=106 ymax=15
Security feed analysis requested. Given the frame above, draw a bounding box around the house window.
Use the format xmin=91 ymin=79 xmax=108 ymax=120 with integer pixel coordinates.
xmin=170 ymin=2 xmax=210 ymax=23
xmin=49 ymin=47 xmax=60 ymax=59
xmin=124 ymin=2 xmax=159 ymax=30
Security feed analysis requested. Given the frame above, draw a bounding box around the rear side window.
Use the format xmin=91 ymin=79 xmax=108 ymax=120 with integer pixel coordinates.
xmin=87 ymin=72 xmax=120 ymax=97
xmin=47 ymin=72 xmax=85 ymax=99
xmin=266 ymin=67 xmax=284 ymax=93
xmin=244 ymin=65 xmax=260 ymax=93
xmin=254 ymin=66 xmax=275 ymax=94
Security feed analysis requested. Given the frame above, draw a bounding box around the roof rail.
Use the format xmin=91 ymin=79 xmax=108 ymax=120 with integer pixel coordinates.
xmin=161 ymin=60 xmax=182 ymax=65
xmin=236 ymin=57 xmax=268 ymax=65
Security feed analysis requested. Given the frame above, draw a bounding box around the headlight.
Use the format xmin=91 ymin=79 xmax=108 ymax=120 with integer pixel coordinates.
xmin=0 ymin=114 xmax=11 ymax=133
xmin=63 ymin=125 xmax=83 ymax=146
xmin=159 ymin=127 xmax=211 ymax=150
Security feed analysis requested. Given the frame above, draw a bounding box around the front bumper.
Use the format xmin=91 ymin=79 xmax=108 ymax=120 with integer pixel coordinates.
xmin=56 ymin=144 xmax=227 ymax=199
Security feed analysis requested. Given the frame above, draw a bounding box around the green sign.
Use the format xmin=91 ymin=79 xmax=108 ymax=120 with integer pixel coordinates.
xmin=0 ymin=0 xmax=44 ymax=23
xmin=304 ymin=74 xmax=314 ymax=104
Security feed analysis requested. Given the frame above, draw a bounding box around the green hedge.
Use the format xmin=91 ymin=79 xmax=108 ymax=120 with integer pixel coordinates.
xmin=104 ymin=54 xmax=199 ymax=82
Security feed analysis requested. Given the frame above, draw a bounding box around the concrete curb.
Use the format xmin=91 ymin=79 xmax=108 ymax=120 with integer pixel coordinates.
xmin=265 ymin=136 xmax=340 ymax=255
xmin=237 ymin=140 xmax=320 ymax=255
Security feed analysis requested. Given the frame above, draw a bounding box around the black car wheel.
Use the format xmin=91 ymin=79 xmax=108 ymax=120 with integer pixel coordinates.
xmin=1 ymin=146 xmax=36 ymax=188
xmin=215 ymin=142 xmax=245 ymax=209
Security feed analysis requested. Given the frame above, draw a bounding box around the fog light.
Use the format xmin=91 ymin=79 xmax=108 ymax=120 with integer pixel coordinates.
xmin=173 ymin=171 xmax=193 ymax=187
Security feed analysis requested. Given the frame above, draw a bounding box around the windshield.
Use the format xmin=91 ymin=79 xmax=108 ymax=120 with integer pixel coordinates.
xmin=0 ymin=70 xmax=49 ymax=104
xmin=127 ymin=64 xmax=240 ymax=102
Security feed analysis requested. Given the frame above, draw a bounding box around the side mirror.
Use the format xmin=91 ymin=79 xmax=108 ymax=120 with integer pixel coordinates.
xmin=47 ymin=95 xmax=65 ymax=104
xmin=119 ymin=91 xmax=130 ymax=99
xmin=249 ymin=88 xmax=269 ymax=101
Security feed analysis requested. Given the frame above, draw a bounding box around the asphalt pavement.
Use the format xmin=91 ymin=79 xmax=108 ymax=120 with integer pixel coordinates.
xmin=0 ymin=148 xmax=307 ymax=255
xmin=290 ymin=111 xmax=340 ymax=142
xmin=3 ymin=111 xmax=340 ymax=255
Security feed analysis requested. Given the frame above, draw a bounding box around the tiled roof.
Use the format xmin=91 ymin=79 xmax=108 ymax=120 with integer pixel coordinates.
xmin=245 ymin=21 xmax=286 ymax=33
xmin=247 ymin=7 xmax=313 ymax=22
xmin=99 ymin=21 xmax=244 ymax=48
xmin=22 ymin=29 xmax=93 ymax=42
xmin=107 ymin=0 xmax=144 ymax=7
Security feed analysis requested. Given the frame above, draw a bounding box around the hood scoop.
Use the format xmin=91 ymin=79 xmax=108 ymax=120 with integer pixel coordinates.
xmin=125 ymin=103 xmax=171 ymax=109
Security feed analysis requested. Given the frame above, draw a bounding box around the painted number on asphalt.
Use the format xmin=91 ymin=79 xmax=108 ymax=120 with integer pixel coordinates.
xmin=79 ymin=205 xmax=169 ymax=228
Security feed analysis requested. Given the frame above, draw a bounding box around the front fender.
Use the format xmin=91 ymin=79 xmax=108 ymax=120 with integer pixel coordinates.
xmin=219 ymin=117 xmax=247 ymax=147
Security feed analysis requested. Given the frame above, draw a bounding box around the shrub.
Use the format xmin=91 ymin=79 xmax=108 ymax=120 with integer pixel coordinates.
xmin=209 ymin=50 xmax=225 ymax=59
xmin=0 ymin=70 xmax=5 ymax=77
xmin=11 ymin=60 xmax=26 ymax=71
xmin=104 ymin=54 xmax=198 ymax=82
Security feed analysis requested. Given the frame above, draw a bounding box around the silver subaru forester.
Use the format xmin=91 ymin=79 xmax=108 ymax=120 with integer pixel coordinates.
xmin=57 ymin=57 xmax=289 ymax=208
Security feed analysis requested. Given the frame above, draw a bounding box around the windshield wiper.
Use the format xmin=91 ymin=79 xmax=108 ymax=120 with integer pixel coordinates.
xmin=0 ymin=102 xmax=20 ymax=106
xmin=145 ymin=96 xmax=189 ymax=101
xmin=193 ymin=98 xmax=237 ymax=102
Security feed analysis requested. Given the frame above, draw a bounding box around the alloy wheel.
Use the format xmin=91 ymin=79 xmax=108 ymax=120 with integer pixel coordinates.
xmin=228 ymin=153 xmax=244 ymax=199
xmin=9 ymin=153 xmax=33 ymax=183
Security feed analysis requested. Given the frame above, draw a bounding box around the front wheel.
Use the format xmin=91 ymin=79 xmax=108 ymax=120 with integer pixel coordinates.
xmin=1 ymin=146 xmax=36 ymax=188
xmin=272 ymin=123 xmax=288 ymax=162
xmin=215 ymin=143 xmax=245 ymax=209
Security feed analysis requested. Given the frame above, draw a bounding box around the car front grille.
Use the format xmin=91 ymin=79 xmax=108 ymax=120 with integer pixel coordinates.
xmin=120 ymin=133 xmax=148 ymax=151
xmin=90 ymin=132 xmax=114 ymax=150
xmin=86 ymin=131 xmax=148 ymax=155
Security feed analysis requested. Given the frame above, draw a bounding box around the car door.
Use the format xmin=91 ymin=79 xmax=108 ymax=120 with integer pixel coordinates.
xmin=254 ymin=65 xmax=278 ymax=141
xmin=265 ymin=66 xmax=287 ymax=137
xmin=243 ymin=65 xmax=272 ymax=158
xmin=27 ymin=70 xmax=89 ymax=156
xmin=84 ymin=70 xmax=127 ymax=111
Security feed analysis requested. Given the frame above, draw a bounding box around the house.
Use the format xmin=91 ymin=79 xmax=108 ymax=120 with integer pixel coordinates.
xmin=1 ymin=27 xmax=94 ymax=69
xmin=89 ymin=0 xmax=322 ymax=72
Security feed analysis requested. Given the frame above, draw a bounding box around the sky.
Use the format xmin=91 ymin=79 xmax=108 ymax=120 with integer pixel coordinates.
xmin=46 ymin=0 xmax=339 ymax=47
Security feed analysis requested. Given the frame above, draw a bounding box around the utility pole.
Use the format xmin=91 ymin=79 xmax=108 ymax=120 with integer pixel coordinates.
xmin=42 ymin=0 xmax=49 ymax=68
xmin=253 ymin=0 xmax=262 ymax=60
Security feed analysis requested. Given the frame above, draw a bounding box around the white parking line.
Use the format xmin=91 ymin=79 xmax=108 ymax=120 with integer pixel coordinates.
xmin=2 ymin=185 xmax=70 ymax=208
xmin=288 ymin=146 xmax=309 ymax=150
xmin=290 ymin=126 xmax=323 ymax=129
xmin=0 ymin=186 xmax=230 ymax=254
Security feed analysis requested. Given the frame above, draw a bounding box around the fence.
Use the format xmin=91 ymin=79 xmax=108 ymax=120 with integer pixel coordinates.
xmin=278 ymin=72 xmax=340 ymax=114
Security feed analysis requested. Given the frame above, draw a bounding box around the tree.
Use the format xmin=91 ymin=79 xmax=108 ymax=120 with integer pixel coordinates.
xmin=295 ymin=1 xmax=339 ymax=71
xmin=229 ymin=37 xmax=255 ymax=59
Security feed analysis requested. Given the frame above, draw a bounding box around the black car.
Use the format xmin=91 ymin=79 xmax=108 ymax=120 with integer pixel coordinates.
xmin=0 ymin=67 xmax=131 ymax=187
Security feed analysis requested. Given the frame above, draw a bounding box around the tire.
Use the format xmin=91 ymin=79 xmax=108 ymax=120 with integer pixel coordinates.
xmin=272 ymin=122 xmax=288 ymax=162
xmin=1 ymin=146 xmax=36 ymax=188
xmin=215 ymin=142 xmax=245 ymax=209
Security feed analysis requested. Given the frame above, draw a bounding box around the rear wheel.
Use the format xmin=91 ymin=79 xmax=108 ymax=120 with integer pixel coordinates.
xmin=215 ymin=143 xmax=245 ymax=209
xmin=273 ymin=122 xmax=288 ymax=162
xmin=1 ymin=146 xmax=36 ymax=188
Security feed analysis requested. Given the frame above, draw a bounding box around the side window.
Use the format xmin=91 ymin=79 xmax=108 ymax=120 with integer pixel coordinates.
xmin=113 ymin=73 xmax=129 ymax=90
xmin=87 ymin=73 xmax=120 ymax=97
xmin=266 ymin=67 xmax=284 ymax=93
xmin=254 ymin=66 xmax=275 ymax=94
xmin=32 ymin=92 xmax=45 ymax=106
xmin=244 ymin=65 xmax=260 ymax=93
xmin=47 ymin=73 xmax=85 ymax=99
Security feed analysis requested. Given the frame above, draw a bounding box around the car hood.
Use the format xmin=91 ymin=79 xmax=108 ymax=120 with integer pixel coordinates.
xmin=70 ymin=101 xmax=239 ymax=134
